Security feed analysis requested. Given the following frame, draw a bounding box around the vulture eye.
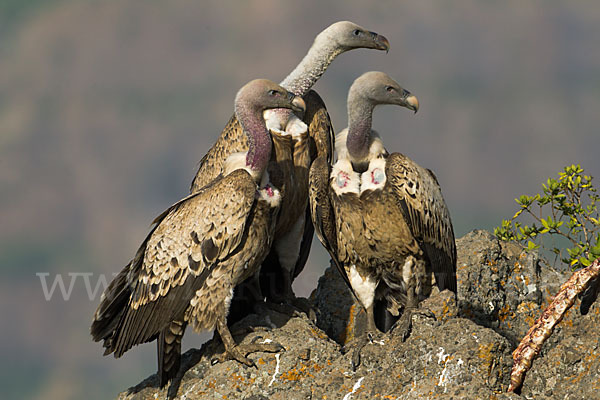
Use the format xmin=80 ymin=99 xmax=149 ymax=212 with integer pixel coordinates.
xmin=353 ymin=29 xmax=361 ymax=36
xmin=386 ymin=86 xmax=395 ymax=93
xmin=268 ymin=89 xmax=280 ymax=96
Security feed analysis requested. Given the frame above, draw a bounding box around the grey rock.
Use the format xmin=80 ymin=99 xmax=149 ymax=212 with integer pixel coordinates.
xmin=520 ymin=298 xmax=600 ymax=399
xmin=116 ymin=230 xmax=600 ymax=399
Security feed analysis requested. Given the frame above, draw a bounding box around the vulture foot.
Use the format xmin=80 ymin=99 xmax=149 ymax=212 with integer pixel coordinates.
xmin=214 ymin=316 xmax=284 ymax=367
xmin=390 ymin=307 xmax=436 ymax=342
xmin=211 ymin=342 xmax=285 ymax=367
xmin=290 ymin=297 xmax=317 ymax=322
xmin=261 ymin=298 xmax=317 ymax=323
xmin=229 ymin=324 xmax=271 ymax=338
xmin=343 ymin=330 xmax=385 ymax=371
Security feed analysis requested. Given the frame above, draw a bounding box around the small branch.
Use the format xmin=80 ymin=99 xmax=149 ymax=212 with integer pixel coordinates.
xmin=508 ymin=258 xmax=600 ymax=393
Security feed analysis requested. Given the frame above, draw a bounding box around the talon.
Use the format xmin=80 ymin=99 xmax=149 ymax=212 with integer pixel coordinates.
xmin=367 ymin=332 xmax=374 ymax=344
xmin=419 ymin=309 xmax=436 ymax=320
xmin=390 ymin=310 xmax=414 ymax=342
xmin=250 ymin=336 xmax=264 ymax=344
xmin=344 ymin=330 xmax=384 ymax=371
xmin=351 ymin=348 xmax=361 ymax=371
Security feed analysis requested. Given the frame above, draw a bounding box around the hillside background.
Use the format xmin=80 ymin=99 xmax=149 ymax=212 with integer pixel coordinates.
xmin=1 ymin=1 xmax=599 ymax=399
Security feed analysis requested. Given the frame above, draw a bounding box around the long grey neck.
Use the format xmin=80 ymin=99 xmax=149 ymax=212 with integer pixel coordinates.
xmin=346 ymin=95 xmax=374 ymax=162
xmin=280 ymin=38 xmax=343 ymax=96
xmin=235 ymin=104 xmax=271 ymax=174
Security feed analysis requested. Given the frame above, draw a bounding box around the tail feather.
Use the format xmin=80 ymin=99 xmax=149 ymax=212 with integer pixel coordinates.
xmin=91 ymin=264 xmax=133 ymax=354
xmin=158 ymin=320 xmax=186 ymax=388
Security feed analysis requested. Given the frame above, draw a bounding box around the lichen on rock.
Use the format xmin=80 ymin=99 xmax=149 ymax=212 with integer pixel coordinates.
xmin=116 ymin=230 xmax=600 ymax=399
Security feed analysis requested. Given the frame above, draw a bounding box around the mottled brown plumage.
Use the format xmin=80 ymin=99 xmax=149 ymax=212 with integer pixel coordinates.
xmin=309 ymin=72 xmax=456 ymax=364
xmin=91 ymin=79 xmax=305 ymax=388
xmin=259 ymin=91 xmax=335 ymax=304
xmin=188 ymin=22 xmax=390 ymax=311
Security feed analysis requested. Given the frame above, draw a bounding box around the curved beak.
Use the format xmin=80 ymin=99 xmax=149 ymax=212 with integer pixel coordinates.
xmin=369 ymin=32 xmax=390 ymax=53
xmin=290 ymin=94 xmax=306 ymax=115
xmin=404 ymin=94 xmax=419 ymax=114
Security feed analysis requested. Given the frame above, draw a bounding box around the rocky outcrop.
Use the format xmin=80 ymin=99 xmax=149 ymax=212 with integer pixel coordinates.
xmin=117 ymin=230 xmax=600 ymax=399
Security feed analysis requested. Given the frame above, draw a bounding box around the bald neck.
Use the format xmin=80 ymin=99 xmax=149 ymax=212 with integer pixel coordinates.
xmin=234 ymin=100 xmax=271 ymax=174
xmin=346 ymin=91 xmax=375 ymax=162
xmin=280 ymin=33 xmax=344 ymax=96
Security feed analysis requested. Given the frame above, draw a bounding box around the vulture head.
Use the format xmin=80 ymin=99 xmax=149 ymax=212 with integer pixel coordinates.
xmin=350 ymin=71 xmax=419 ymax=113
xmin=234 ymin=79 xmax=306 ymax=174
xmin=236 ymin=79 xmax=306 ymax=114
xmin=319 ymin=21 xmax=390 ymax=53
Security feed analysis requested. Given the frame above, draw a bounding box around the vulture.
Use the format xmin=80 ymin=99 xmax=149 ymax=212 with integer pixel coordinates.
xmin=189 ymin=21 xmax=390 ymax=313
xmin=308 ymin=72 xmax=457 ymax=366
xmin=91 ymin=79 xmax=306 ymax=388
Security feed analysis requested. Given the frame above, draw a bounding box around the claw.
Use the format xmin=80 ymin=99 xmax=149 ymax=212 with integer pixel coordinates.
xmin=390 ymin=306 xmax=437 ymax=342
xmin=250 ymin=336 xmax=264 ymax=344
xmin=344 ymin=330 xmax=385 ymax=371
xmin=351 ymin=347 xmax=361 ymax=371
xmin=260 ymin=296 xmax=316 ymax=322
xmin=213 ymin=316 xmax=285 ymax=368
xmin=390 ymin=310 xmax=414 ymax=342
xmin=416 ymin=308 xmax=436 ymax=320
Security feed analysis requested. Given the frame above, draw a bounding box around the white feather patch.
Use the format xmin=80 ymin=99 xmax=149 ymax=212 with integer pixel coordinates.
xmin=258 ymin=170 xmax=281 ymax=207
xmin=402 ymin=256 xmax=415 ymax=287
xmin=360 ymin=157 xmax=387 ymax=194
xmin=348 ymin=265 xmax=377 ymax=309
xmin=334 ymin=128 xmax=387 ymax=164
xmin=263 ymin=109 xmax=286 ymax=133
xmin=223 ymin=152 xmax=254 ymax=176
xmin=223 ymin=287 xmax=235 ymax=314
xmin=286 ymin=114 xmax=308 ymax=140
xmin=331 ymin=158 xmax=360 ymax=195
xmin=367 ymin=130 xmax=386 ymax=159
xmin=334 ymin=128 xmax=349 ymax=162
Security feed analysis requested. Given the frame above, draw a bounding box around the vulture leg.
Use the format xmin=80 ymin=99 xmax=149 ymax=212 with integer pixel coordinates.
xmin=227 ymin=272 xmax=265 ymax=328
xmin=346 ymin=303 xmax=385 ymax=371
xmin=390 ymin=285 xmax=436 ymax=342
xmin=262 ymin=215 xmax=316 ymax=320
xmin=212 ymin=316 xmax=284 ymax=367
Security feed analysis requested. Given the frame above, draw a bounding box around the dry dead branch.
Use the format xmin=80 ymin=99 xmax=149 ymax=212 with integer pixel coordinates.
xmin=508 ymin=258 xmax=600 ymax=392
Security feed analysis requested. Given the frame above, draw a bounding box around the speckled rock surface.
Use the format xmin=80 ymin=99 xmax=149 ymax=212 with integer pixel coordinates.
xmin=117 ymin=299 xmax=513 ymax=399
xmin=520 ymin=298 xmax=600 ymax=399
xmin=455 ymin=229 xmax=569 ymax=346
xmin=116 ymin=230 xmax=600 ymax=399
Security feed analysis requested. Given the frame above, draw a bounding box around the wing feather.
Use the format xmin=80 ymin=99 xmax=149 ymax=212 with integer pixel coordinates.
xmin=292 ymin=90 xmax=334 ymax=279
xmin=189 ymin=115 xmax=248 ymax=193
xmin=386 ymin=153 xmax=457 ymax=293
xmin=304 ymin=90 xmax=335 ymax=163
xmin=104 ymin=169 xmax=256 ymax=356
xmin=309 ymin=155 xmax=357 ymax=299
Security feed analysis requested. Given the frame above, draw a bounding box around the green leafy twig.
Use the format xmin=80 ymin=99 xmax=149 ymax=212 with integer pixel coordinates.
xmin=494 ymin=164 xmax=600 ymax=269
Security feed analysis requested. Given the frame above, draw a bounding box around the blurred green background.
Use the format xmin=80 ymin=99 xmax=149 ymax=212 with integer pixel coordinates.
xmin=1 ymin=1 xmax=599 ymax=398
